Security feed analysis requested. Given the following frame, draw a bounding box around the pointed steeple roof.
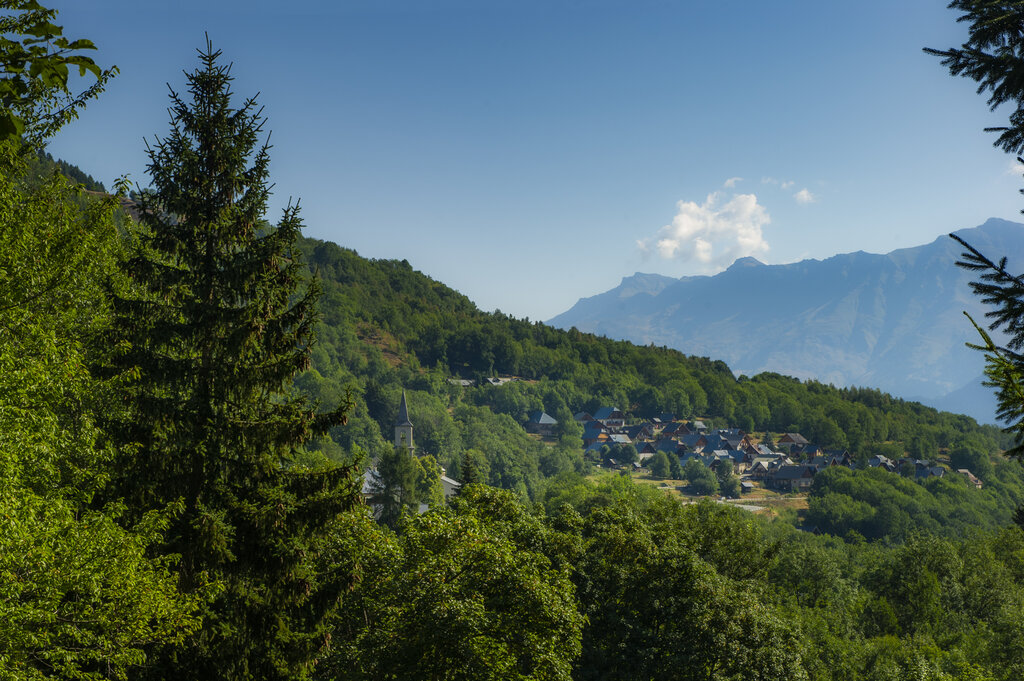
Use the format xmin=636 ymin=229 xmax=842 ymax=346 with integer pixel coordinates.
xmin=395 ymin=390 xmax=413 ymax=427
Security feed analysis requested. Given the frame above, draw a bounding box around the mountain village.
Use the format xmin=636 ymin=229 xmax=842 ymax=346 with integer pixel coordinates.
xmin=527 ymin=404 xmax=985 ymax=496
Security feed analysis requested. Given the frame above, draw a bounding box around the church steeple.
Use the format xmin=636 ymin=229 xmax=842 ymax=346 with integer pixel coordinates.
xmin=394 ymin=390 xmax=414 ymax=455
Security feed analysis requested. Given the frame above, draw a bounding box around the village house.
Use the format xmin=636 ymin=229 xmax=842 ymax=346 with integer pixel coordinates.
xmin=868 ymin=455 xmax=898 ymax=472
xmin=583 ymin=429 xmax=611 ymax=447
xmin=661 ymin=421 xmax=691 ymax=437
xmin=678 ymin=433 xmax=707 ymax=453
xmin=956 ymin=469 xmax=984 ymax=489
xmin=593 ymin=407 xmax=626 ymax=428
xmin=770 ymin=464 xmax=816 ymax=492
xmin=526 ymin=411 xmax=558 ymax=436
xmin=809 ymin=451 xmax=852 ymax=471
xmin=915 ymin=466 xmax=946 ymax=481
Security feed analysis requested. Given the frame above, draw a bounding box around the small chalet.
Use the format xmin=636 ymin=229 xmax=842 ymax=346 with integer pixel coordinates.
xmin=583 ymin=430 xmax=611 ymax=447
xmin=526 ymin=411 xmax=558 ymax=436
xmin=810 ymin=452 xmax=851 ymax=470
xmin=636 ymin=442 xmax=658 ymax=456
xmin=623 ymin=423 xmax=655 ymax=441
xmin=748 ymin=458 xmax=773 ymax=480
xmin=704 ymin=450 xmax=735 ymax=472
xmin=702 ymin=433 xmax=736 ymax=452
xmin=794 ymin=443 xmax=823 ymax=458
xmin=915 ymin=466 xmax=946 ymax=481
xmin=656 ymin=438 xmax=684 ymax=456
xmin=771 ymin=464 xmax=816 ymax=492
xmin=956 ymin=468 xmax=983 ymax=489
xmin=678 ymin=433 xmax=707 ymax=453
xmin=822 ymin=449 xmax=851 ymax=465
xmin=593 ymin=407 xmax=626 ymax=428
xmin=661 ymin=422 xmax=692 ymax=437
xmin=868 ymin=455 xmax=898 ymax=473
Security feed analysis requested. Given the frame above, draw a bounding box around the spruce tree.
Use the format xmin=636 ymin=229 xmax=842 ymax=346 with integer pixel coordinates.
xmin=369 ymin=446 xmax=419 ymax=529
xmin=103 ymin=41 xmax=356 ymax=680
xmin=928 ymin=3 xmax=1024 ymax=461
xmin=460 ymin=450 xmax=484 ymax=487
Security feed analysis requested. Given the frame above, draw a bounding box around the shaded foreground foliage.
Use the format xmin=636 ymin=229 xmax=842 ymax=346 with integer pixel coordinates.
xmin=0 ymin=138 xmax=202 ymax=679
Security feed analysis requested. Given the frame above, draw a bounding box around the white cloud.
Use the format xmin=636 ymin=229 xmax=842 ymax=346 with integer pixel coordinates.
xmin=763 ymin=176 xmax=800 ymax=190
xmin=794 ymin=188 xmax=815 ymax=204
xmin=637 ymin=192 xmax=770 ymax=270
xmin=1008 ymin=161 xmax=1024 ymax=175
xmin=723 ymin=176 xmax=742 ymax=188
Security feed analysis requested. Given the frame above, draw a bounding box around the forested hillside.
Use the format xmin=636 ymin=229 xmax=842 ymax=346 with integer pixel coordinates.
xmin=292 ymin=236 xmax=1024 ymax=536
xmin=300 ymin=236 xmax=1014 ymax=457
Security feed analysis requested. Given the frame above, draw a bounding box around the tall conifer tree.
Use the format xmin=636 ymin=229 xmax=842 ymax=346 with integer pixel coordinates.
xmin=928 ymin=3 xmax=1024 ymax=462
xmin=104 ymin=41 xmax=356 ymax=680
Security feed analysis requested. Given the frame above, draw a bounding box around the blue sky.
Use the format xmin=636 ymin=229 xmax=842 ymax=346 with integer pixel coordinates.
xmin=45 ymin=0 xmax=1024 ymax=320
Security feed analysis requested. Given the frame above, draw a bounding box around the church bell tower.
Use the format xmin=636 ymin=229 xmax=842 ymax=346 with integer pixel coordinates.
xmin=394 ymin=390 xmax=414 ymax=455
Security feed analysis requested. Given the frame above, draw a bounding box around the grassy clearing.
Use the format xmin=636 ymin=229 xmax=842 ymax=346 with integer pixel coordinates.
xmin=585 ymin=467 xmax=810 ymax=517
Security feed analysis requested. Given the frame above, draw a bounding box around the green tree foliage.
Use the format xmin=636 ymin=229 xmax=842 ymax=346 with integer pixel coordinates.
xmin=368 ymin=447 xmax=440 ymax=528
xmin=604 ymin=442 xmax=637 ymax=466
xmin=415 ymin=453 xmax=445 ymax=508
xmin=102 ymin=43 xmax=357 ymax=679
xmin=648 ymin=450 xmax=671 ymax=478
xmin=320 ymin=487 xmax=583 ymax=681
xmin=544 ymin=472 xmax=1024 ymax=680
xmin=718 ymin=464 xmax=742 ymax=499
xmin=0 ymin=6 xmax=200 ymax=676
xmin=0 ymin=141 xmax=201 ymax=680
xmin=369 ymin=446 xmax=419 ymax=528
xmin=928 ymin=2 xmax=1024 ymax=466
xmin=459 ymin=448 xmax=486 ymax=486
xmin=556 ymin=485 xmax=806 ymax=680
xmin=0 ymin=0 xmax=116 ymax=145
xmin=926 ymin=1 xmax=1024 ymax=157
xmin=669 ymin=452 xmax=683 ymax=479
xmin=950 ymin=443 xmax=995 ymax=481
xmin=35 ymin=149 xmax=105 ymax=190
xmin=684 ymin=457 xmax=719 ymax=496
xmin=806 ymin=465 xmax=1024 ymax=541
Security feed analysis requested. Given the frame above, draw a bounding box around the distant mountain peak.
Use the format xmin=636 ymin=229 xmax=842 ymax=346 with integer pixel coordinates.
xmin=727 ymin=256 xmax=766 ymax=270
xmin=614 ymin=272 xmax=677 ymax=299
xmin=548 ymin=218 xmax=1024 ymax=423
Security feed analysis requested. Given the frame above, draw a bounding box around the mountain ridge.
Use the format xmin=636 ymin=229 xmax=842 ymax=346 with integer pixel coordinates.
xmin=548 ymin=218 xmax=1024 ymax=423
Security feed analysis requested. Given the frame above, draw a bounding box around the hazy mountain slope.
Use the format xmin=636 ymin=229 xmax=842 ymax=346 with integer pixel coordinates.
xmin=548 ymin=218 xmax=1024 ymax=422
